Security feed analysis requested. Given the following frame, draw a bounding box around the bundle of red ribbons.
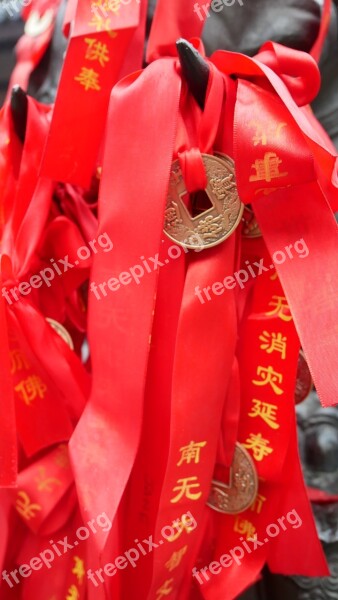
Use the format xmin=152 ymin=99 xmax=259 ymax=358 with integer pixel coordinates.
xmin=1 ymin=0 xmax=338 ymax=598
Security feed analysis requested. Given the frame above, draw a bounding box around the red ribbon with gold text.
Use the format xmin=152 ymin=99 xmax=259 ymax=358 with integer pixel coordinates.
xmin=212 ymin=43 xmax=338 ymax=408
xmin=41 ymin=0 xmax=143 ymax=187
xmin=198 ymin=240 xmax=328 ymax=600
xmin=144 ymin=67 xmax=240 ymax=600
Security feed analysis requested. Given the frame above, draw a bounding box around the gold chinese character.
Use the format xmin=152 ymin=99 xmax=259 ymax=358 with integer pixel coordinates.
xmin=166 ymin=518 xmax=196 ymax=542
xmin=156 ymin=579 xmax=174 ymax=599
xmin=177 ymin=441 xmax=207 ymax=466
xmin=84 ymin=38 xmax=110 ymax=67
xmin=66 ymin=585 xmax=79 ymax=600
xmin=88 ymin=12 xmax=118 ymax=37
xmin=249 ymin=400 xmax=279 ymax=430
xmin=249 ymin=120 xmax=287 ymax=146
xmin=243 ymin=433 xmax=273 ymax=461
xmin=35 ymin=467 xmax=62 ymax=492
xmin=10 ymin=349 xmax=30 ymax=374
xmin=249 ymin=152 xmax=288 ymax=183
xmin=274 ymin=122 xmax=287 ymax=137
xmin=72 ymin=557 xmax=85 ymax=585
xmin=250 ymin=120 xmax=268 ymax=146
xmin=16 ymin=491 xmax=42 ymax=521
xmin=250 ymin=493 xmax=267 ymax=514
xmin=259 ymin=331 xmax=287 ymax=359
xmin=165 ymin=546 xmax=188 ymax=572
xmin=171 ymin=477 xmax=202 ymax=504
xmin=54 ymin=443 xmax=70 ymax=469
xmin=266 ymin=295 xmax=292 ymax=322
xmin=253 ymin=366 xmax=283 ymax=395
xmin=234 ymin=517 xmax=256 ymax=539
xmin=74 ymin=67 xmax=101 ymax=91
xmin=14 ymin=375 xmax=47 ymax=406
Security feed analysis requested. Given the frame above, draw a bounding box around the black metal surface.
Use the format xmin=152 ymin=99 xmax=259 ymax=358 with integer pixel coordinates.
xmin=10 ymin=84 xmax=27 ymax=142
xmin=0 ymin=11 xmax=24 ymax=106
xmin=176 ymin=39 xmax=209 ymax=109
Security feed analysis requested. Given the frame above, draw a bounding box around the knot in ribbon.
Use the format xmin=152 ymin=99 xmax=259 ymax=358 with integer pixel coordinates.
xmin=256 ymin=41 xmax=321 ymax=107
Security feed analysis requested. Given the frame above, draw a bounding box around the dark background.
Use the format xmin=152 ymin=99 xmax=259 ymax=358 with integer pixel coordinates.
xmin=0 ymin=7 xmax=24 ymax=105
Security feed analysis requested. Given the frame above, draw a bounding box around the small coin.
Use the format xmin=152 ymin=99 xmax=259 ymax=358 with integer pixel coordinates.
xmin=207 ymin=443 xmax=258 ymax=515
xmin=164 ymin=153 xmax=243 ymax=250
xmin=46 ymin=318 xmax=74 ymax=351
xmin=241 ymin=205 xmax=262 ymax=238
xmin=295 ymin=349 xmax=313 ymax=404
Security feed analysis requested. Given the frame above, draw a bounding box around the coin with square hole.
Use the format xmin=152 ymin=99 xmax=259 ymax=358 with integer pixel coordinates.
xmin=164 ymin=154 xmax=243 ymax=250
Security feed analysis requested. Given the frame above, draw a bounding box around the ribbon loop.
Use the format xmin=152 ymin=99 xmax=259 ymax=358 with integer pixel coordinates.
xmin=178 ymin=147 xmax=207 ymax=193
xmin=257 ymin=42 xmax=321 ymax=107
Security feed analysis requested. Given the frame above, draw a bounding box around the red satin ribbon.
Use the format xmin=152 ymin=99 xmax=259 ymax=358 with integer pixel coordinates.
xmin=98 ymin=234 xmax=186 ymax=600
xmin=0 ymin=97 xmax=52 ymax=484
xmin=200 ymin=244 xmax=328 ymax=600
xmin=19 ymin=508 xmax=86 ymax=600
xmin=0 ymin=269 xmax=17 ymax=486
xmin=41 ymin=0 xmax=143 ymax=187
xmin=177 ymin=62 xmax=224 ymax=193
xmin=307 ymin=487 xmax=338 ymax=503
xmin=146 ymin=70 xmax=241 ymax=598
xmin=14 ymin=445 xmax=74 ymax=535
xmin=0 ymin=94 xmax=91 ymax=486
xmin=147 ymin=0 xmax=211 ymax=62
xmin=69 ymin=59 xmax=182 ymax=555
xmin=212 ymin=44 xmax=338 ymax=408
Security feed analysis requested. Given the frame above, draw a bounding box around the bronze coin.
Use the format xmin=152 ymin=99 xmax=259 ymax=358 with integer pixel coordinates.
xmin=46 ymin=318 xmax=74 ymax=351
xmin=295 ymin=349 xmax=313 ymax=404
xmin=164 ymin=153 xmax=243 ymax=250
xmin=207 ymin=443 xmax=258 ymax=514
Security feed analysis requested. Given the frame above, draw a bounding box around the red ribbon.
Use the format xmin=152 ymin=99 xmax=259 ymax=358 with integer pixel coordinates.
xmin=199 ymin=242 xmax=328 ymax=600
xmin=0 ymin=94 xmax=91 ymax=484
xmin=212 ymin=44 xmax=338 ymax=407
xmin=69 ymin=59 xmax=182 ymax=555
xmin=41 ymin=0 xmax=143 ymax=187
xmin=147 ymin=0 xmax=211 ymax=62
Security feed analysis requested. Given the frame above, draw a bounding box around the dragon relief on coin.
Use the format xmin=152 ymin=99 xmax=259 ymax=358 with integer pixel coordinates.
xmin=164 ymin=154 xmax=243 ymax=250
